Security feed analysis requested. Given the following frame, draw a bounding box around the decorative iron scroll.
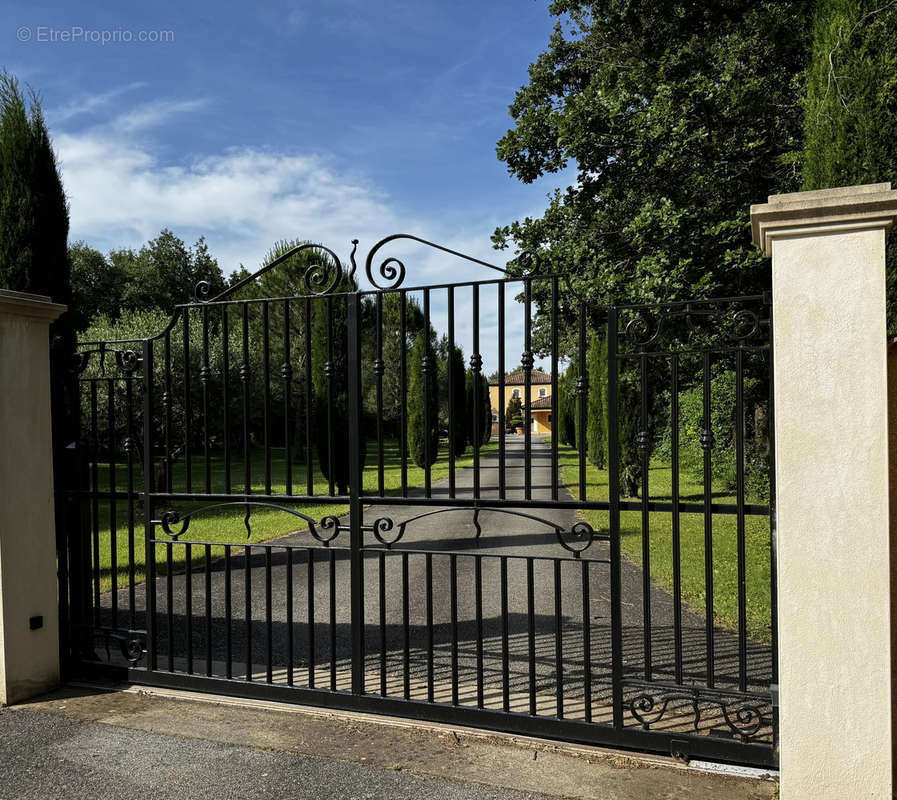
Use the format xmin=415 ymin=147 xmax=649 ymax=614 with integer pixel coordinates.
xmin=364 ymin=233 xmax=512 ymax=290
xmin=336 ymin=506 xmax=608 ymax=557
xmin=194 ymin=242 xmax=352 ymax=302
xmin=625 ymin=683 xmax=772 ymax=742
xmin=618 ymin=297 xmax=770 ymax=354
xmin=70 ymin=345 xmax=142 ymax=376
xmin=156 ymin=502 xmax=344 ymax=546
xmin=91 ymin=629 xmax=146 ymax=667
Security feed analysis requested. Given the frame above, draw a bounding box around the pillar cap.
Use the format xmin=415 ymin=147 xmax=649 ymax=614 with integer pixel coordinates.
xmin=0 ymin=289 xmax=66 ymax=322
xmin=750 ymin=182 xmax=897 ymax=255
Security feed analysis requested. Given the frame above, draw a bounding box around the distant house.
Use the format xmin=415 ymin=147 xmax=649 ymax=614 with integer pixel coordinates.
xmin=488 ymin=368 xmax=553 ymax=436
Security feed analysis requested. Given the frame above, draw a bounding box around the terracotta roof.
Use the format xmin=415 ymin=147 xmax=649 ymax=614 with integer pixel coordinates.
xmin=489 ymin=368 xmax=552 ymax=386
xmin=525 ymin=396 xmax=553 ymax=410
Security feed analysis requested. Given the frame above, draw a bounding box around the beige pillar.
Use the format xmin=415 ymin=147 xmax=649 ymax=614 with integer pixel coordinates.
xmin=0 ymin=290 xmax=66 ymax=705
xmin=751 ymin=183 xmax=897 ymax=799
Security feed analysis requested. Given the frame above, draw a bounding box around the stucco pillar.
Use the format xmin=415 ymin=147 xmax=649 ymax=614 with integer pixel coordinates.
xmin=0 ymin=290 xmax=66 ymax=705
xmin=751 ymin=183 xmax=897 ymax=799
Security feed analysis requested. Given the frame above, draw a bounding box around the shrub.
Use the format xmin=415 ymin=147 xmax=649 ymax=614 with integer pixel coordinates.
xmin=407 ymin=334 xmax=439 ymax=468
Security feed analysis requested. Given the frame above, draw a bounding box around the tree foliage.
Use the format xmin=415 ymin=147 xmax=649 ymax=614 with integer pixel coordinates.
xmin=801 ymin=0 xmax=897 ymax=328
xmin=586 ymin=335 xmax=607 ymax=468
xmin=0 ymin=71 xmax=70 ymax=307
xmin=493 ymin=0 xmax=812 ymax=347
xmin=437 ymin=338 xmax=468 ymax=458
xmin=407 ymin=333 xmax=439 ymax=468
xmin=465 ymin=370 xmax=491 ymax=447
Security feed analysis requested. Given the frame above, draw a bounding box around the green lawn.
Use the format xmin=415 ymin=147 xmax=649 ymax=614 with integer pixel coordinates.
xmin=553 ymin=441 xmax=773 ymax=643
xmin=88 ymin=438 xmax=498 ymax=593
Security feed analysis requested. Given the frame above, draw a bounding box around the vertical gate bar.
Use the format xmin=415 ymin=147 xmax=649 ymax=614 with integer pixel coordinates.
xmin=347 ymin=293 xmax=365 ymax=695
xmin=89 ymin=383 xmax=99 ymax=624
xmin=245 ymin=544 xmax=252 ymax=682
xmin=286 ymin=548 xmax=294 ymax=686
xmin=450 ymin=554 xmax=459 ymax=705
xmin=379 ymin=550 xmax=387 ymax=695
xmin=205 ymin=544 xmax=212 ymax=677
xmin=702 ymin=349 xmax=715 ymax=688
xmin=166 ymin=542 xmax=174 ymax=672
xmin=498 ymin=282 xmax=506 ymax=499
xmin=402 ymin=552 xmax=410 ymax=699
xmin=523 ymin=279 xmax=532 ymax=499
xmin=326 ymin=297 xmax=335 ymax=496
xmin=266 ymin=547 xmax=273 ymax=683
xmin=225 ymin=545 xmax=232 ymax=678
xmin=185 ymin=543 xmax=193 ymax=674
xmin=111 ymin=374 xmax=121 ymax=628
xmin=475 ymin=556 xmax=484 ymax=708
xmin=767 ymin=301 xmax=778 ymax=700
xmin=426 ymin=552 xmax=434 ymax=702
xmin=141 ymin=339 xmax=157 ymax=672
xmin=202 ymin=306 xmax=211 ymax=494
xmin=581 ymin=559 xmax=592 ymax=723
xmin=305 ymin=298 xmax=313 ymax=496
xmin=329 ymin=548 xmax=337 ymax=691
xmin=376 ymin=294 xmax=385 ymax=496
xmin=164 ymin=330 xmax=173 ymax=492
xmin=577 ymin=304 xmax=587 ymax=501
xmin=472 ymin=284 xmax=480 ymax=498
xmin=221 ymin=308 xmax=231 ymax=495
xmin=551 ymin=277 xmax=559 ymax=500
xmin=106 ymin=380 xmax=117 ymax=627
xmin=639 ymin=353 xmax=652 ymax=681
xmin=308 ymin=547 xmax=316 ymax=688
xmin=500 ymin=557 xmax=510 ymax=712
xmin=283 ymin=300 xmax=293 ymax=495
xmin=554 ymin=560 xmax=564 ymax=719
xmin=183 ymin=308 xmax=192 ymax=493
xmin=262 ymin=301 xmax=271 ymax=494
xmin=241 ymin=305 xmax=251 ymax=503
xmin=423 ymin=288 xmax=432 ymax=498
xmin=125 ymin=376 xmax=136 ymax=630
xmin=526 ymin=557 xmax=536 ymax=716
xmin=399 ymin=291 xmax=408 ymax=496
xmin=671 ymin=354 xmax=683 ymax=683
xmin=447 ymin=287 xmax=456 ymax=497
xmin=607 ymin=308 xmax=625 ymax=729
xmin=85 ymin=381 xmax=99 ymax=625
xmin=736 ymin=347 xmax=747 ymax=693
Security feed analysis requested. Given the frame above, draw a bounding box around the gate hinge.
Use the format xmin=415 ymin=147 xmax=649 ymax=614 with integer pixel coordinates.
xmin=670 ymin=739 xmax=690 ymax=763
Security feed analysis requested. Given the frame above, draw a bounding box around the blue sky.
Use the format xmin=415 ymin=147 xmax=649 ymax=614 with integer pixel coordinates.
xmin=2 ymin=0 xmax=573 ymax=369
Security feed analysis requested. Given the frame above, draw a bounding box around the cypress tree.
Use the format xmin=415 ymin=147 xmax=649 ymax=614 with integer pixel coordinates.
xmin=407 ymin=333 xmax=439 ymax=468
xmin=801 ymin=0 xmax=897 ymax=327
xmin=586 ymin=336 xmax=608 ymax=469
xmin=0 ymin=72 xmax=70 ymax=306
xmin=446 ymin=343 xmax=467 ymax=458
xmin=310 ymin=274 xmax=365 ymax=494
xmin=559 ymin=361 xmax=578 ymax=447
xmin=465 ymin=370 xmax=491 ymax=448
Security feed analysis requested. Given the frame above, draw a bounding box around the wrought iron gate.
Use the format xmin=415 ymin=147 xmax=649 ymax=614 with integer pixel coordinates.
xmin=55 ymin=236 xmax=777 ymax=767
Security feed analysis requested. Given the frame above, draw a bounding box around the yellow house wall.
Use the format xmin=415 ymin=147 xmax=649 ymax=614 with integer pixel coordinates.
xmin=488 ymin=383 xmax=553 ymax=435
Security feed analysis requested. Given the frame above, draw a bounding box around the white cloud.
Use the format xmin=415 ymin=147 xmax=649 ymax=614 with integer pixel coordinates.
xmin=55 ymin=102 xmax=551 ymax=372
xmin=47 ymin=82 xmax=148 ymax=124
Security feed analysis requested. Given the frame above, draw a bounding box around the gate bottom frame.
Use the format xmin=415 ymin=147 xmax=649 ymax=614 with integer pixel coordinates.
xmin=75 ymin=663 xmax=777 ymax=769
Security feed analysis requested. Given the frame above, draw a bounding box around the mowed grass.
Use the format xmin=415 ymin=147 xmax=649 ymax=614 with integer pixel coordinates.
xmin=553 ymin=441 xmax=772 ymax=643
xmin=87 ymin=438 xmax=498 ymax=593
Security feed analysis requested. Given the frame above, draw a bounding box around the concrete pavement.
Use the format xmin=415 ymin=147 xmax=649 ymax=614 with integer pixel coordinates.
xmin=3 ymin=685 xmax=777 ymax=800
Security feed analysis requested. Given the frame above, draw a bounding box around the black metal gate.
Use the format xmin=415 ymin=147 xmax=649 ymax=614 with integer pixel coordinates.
xmin=55 ymin=236 xmax=777 ymax=767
